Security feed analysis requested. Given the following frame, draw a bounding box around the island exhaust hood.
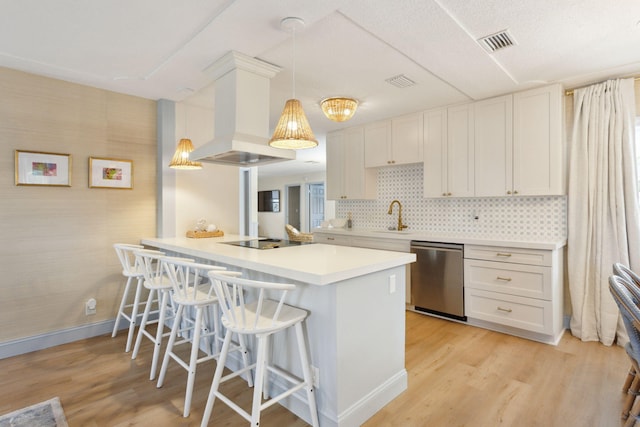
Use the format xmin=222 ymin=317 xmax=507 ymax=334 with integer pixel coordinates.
xmin=189 ymin=51 xmax=296 ymax=166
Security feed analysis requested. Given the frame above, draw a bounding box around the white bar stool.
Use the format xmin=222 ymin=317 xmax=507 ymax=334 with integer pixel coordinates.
xmin=131 ymin=250 xmax=185 ymax=380
xmin=156 ymin=257 xmax=252 ymax=418
xmin=201 ymin=272 xmax=319 ymax=427
xmin=112 ymin=243 xmax=152 ymax=352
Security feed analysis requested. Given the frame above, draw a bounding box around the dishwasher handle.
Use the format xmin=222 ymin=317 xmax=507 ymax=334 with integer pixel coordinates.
xmin=410 ymin=241 xmax=463 ymax=252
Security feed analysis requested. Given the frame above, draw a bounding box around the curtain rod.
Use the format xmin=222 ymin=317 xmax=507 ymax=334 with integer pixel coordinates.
xmin=564 ymin=76 xmax=640 ymax=96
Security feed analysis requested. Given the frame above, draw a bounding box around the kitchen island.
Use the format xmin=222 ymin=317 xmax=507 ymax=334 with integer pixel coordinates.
xmin=141 ymin=235 xmax=416 ymax=427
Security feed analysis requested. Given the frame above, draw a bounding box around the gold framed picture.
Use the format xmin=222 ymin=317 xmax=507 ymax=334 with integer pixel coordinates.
xmin=89 ymin=157 xmax=133 ymax=189
xmin=15 ymin=150 xmax=72 ymax=187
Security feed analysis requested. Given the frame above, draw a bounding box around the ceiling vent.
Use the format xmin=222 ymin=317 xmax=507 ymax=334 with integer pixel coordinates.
xmin=385 ymin=74 xmax=416 ymax=88
xmin=478 ymin=30 xmax=516 ymax=53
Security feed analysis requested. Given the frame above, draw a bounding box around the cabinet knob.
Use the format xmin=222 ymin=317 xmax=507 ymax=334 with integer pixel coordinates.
xmin=506 ymin=190 xmax=511 ymax=195
xmin=497 ymin=306 xmax=513 ymax=313
xmin=496 ymin=276 xmax=512 ymax=282
xmin=513 ymin=190 xmax=519 ymax=194
xmin=442 ymin=192 xmax=447 ymax=196
xmin=447 ymin=192 xmax=452 ymax=196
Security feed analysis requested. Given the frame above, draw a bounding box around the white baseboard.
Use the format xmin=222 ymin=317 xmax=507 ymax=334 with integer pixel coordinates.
xmin=0 ymin=320 xmax=117 ymax=359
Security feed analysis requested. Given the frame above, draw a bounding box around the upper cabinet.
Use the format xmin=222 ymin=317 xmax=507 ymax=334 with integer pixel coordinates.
xmin=326 ymin=127 xmax=377 ymax=200
xmin=426 ymin=84 xmax=564 ymax=199
xmin=423 ymin=104 xmax=475 ymax=198
xmin=474 ymin=94 xmax=513 ymax=197
xmin=363 ymin=120 xmax=391 ymax=167
xmin=364 ymin=113 xmax=423 ymax=167
xmin=512 ymin=84 xmax=564 ymax=196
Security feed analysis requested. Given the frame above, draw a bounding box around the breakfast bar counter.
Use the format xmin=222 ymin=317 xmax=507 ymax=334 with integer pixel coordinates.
xmin=141 ymin=236 xmax=416 ymax=427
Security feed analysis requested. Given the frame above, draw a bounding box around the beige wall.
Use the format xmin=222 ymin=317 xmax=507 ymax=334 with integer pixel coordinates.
xmin=0 ymin=68 xmax=157 ymax=343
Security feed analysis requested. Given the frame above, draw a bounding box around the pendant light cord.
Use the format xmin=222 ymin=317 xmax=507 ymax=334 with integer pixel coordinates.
xmin=291 ymin=25 xmax=296 ymax=99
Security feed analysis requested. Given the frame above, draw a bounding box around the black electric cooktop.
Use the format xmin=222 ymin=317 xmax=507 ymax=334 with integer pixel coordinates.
xmin=223 ymin=238 xmax=313 ymax=250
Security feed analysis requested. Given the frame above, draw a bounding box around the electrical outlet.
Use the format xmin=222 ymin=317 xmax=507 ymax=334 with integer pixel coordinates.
xmin=311 ymin=366 xmax=320 ymax=388
xmin=389 ymin=274 xmax=397 ymax=294
xmin=85 ymin=298 xmax=97 ymax=316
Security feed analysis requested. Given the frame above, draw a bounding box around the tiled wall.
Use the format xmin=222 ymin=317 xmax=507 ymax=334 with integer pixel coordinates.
xmin=336 ymin=163 xmax=567 ymax=241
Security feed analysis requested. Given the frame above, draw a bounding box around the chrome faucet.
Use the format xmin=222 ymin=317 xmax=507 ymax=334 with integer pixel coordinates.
xmin=387 ymin=199 xmax=408 ymax=231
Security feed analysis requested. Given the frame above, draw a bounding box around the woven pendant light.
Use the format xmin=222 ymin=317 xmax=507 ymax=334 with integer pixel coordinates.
xmin=169 ymin=138 xmax=202 ymax=170
xmin=320 ymin=97 xmax=358 ymax=122
xmin=269 ymin=17 xmax=317 ymax=150
xmin=269 ymin=99 xmax=317 ymax=149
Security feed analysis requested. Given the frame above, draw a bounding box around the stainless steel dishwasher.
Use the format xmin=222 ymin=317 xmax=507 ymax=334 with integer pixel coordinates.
xmin=410 ymin=241 xmax=466 ymax=321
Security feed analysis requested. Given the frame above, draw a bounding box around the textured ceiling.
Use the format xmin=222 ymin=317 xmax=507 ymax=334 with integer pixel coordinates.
xmin=1 ymin=0 xmax=639 ymax=176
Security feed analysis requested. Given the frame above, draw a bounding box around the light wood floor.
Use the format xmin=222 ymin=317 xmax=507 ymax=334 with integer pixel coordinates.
xmin=0 ymin=312 xmax=629 ymax=427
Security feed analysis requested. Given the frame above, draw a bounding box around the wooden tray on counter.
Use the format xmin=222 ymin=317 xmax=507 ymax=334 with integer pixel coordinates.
xmin=186 ymin=230 xmax=224 ymax=238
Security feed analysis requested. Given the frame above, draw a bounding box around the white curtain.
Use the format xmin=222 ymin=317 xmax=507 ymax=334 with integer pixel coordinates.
xmin=568 ymin=78 xmax=640 ymax=345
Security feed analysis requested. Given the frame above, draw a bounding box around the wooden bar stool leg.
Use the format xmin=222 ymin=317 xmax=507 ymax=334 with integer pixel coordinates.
xmin=295 ymin=322 xmax=319 ymax=427
xmin=157 ymin=304 xmax=184 ymax=388
xmin=150 ymin=290 xmax=170 ymax=381
xmin=131 ymin=288 xmax=156 ymax=361
xmin=211 ymin=305 xmax=221 ymax=356
xmin=237 ymin=333 xmax=254 ymax=387
xmin=624 ymin=367 xmax=637 ymax=393
xmin=112 ymin=276 xmax=133 ymax=338
xmin=625 ymin=396 xmax=640 ymax=427
xmin=624 ymin=375 xmax=640 ymax=420
xmin=125 ymin=277 xmax=144 ymax=353
xmin=262 ymin=336 xmax=270 ymax=400
xmin=251 ymin=335 xmax=268 ymax=427
xmin=183 ymin=307 xmax=204 ymax=418
xmin=201 ymin=330 xmax=234 ymax=427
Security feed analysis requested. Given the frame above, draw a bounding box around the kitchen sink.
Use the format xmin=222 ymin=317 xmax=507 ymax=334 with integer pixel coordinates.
xmin=372 ymin=230 xmax=413 ymax=235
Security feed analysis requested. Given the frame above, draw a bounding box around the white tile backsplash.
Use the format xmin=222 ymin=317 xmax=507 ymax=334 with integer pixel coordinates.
xmin=336 ymin=164 xmax=567 ymax=241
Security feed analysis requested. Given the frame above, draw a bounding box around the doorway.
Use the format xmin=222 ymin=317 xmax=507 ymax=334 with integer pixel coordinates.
xmin=307 ymin=182 xmax=325 ymax=230
xmin=286 ymin=185 xmax=301 ymax=231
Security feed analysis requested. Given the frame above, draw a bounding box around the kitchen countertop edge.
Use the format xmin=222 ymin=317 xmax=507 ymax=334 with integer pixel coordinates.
xmin=313 ymin=228 xmax=567 ymax=250
xmin=140 ymin=236 xmax=415 ymax=286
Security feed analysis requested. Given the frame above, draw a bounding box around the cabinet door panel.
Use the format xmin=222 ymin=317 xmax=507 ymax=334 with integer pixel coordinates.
xmin=447 ymin=104 xmax=474 ymax=197
xmin=344 ymin=127 xmax=377 ymax=199
xmin=364 ymin=121 xmax=391 ymax=168
xmin=392 ymin=113 xmax=423 ymax=165
xmin=326 ymin=131 xmax=344 ymax=200
xmin=513 ymin=84 xmax=563 ymax=195
xmin=423 ymin=108 xmax=447 ymax=197
xmin=474 ymin=95 xmax=513 ymax=197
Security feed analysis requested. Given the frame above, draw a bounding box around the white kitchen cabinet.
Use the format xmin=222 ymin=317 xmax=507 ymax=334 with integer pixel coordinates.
xmin=423 ymin=104 xmax=474 ymax=198
xmin=464 ymin=244 xmax=564 ymax=344
xmin=326 ymin=127 xmax=377 ymax=200
xmin=423 ymin=108 xmax=447 ymax=197
xmin=364 ymin=113 xmax=423 ymax=168
xmin=474 ymin=94 xmax=513 ymax=197
xmin=363 ymin=120 xmax=391 ymax=168
xmin=475 ymin=85 xmax=564 ymax=197
xmin=513 ymin=84 xmax=564 ymax=196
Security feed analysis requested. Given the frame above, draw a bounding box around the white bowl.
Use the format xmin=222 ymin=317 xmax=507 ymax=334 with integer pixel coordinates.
xmin=330 ymin=218 xmax=347 ymax=228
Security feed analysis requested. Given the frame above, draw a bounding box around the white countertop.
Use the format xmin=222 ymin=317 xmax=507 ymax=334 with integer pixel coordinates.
xmin=141 ymin=235 xmax=416 ymax=286
xmin=312 ymin=227 xmax=566 ymax=250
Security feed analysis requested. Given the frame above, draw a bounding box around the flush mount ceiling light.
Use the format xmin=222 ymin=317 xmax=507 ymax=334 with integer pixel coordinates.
xmin=169 ymin=138 xmax=202 ymax=170
xmin=320 ymin=97 xmax=359 ymax=122
xmin=269 ymin=16 xmax=318 ymax=150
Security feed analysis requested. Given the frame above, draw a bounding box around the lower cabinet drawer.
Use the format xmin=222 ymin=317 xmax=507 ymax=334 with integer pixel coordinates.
xmin=313 ymin=233 xmax=350 ymax=246
xmin=464 ymin=259 xmax=551 ymax=299
xmin=465 ymin=288 xmax=552 ymax=334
